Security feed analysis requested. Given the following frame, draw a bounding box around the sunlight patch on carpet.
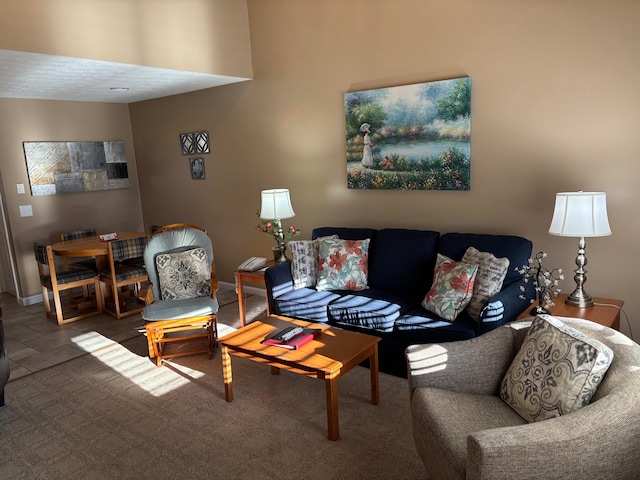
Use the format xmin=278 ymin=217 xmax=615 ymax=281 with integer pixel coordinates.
xmin=86 ymin=341 xmax=205 ymax=396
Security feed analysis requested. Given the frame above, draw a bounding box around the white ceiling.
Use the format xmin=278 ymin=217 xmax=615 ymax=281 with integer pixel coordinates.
xmin=0 ymin=49 xmax=250 ymax=104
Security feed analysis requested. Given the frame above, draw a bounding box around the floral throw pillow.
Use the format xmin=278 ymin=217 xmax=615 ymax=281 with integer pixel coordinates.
xmin=422 ymin=253 xmax=478 ymax=322
xmin=500 ymin=315 xmax=614 ymax=423
xmin=289 ymin=235 xmax=338 ymax=289
xmin=462 ymin=246 xmax=510 ymax=321
xmin=316 ymin=238 xmax=370 ymax=291
xmin=155 ymin=247 xmax=211 ymax=300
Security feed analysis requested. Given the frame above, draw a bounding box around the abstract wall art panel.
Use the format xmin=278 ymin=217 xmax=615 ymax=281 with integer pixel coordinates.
xmin=344 ymin=77 xmax=471 ymax=190
xmin=23 ymin=140 xmax=129 ymax=196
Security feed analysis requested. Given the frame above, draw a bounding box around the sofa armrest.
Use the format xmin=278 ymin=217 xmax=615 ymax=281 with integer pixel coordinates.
xmin=406 ymin=323 xmax=526 ymax=396
xmin=467 ymin=391 xmax=640 ymax=480
xmin=477 ymin=279 xmax=534 ymax=334
xmin=263 ymin=262 xmax=294 ymax=314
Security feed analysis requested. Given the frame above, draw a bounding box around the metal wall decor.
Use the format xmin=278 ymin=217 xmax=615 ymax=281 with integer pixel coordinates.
xmin=190 ymin=158 xmax=205 ymax=179
xmin=23 ymin=140 xmax=129 ymax=196
xmin=180 ymin=131 xmax=209 ymax=155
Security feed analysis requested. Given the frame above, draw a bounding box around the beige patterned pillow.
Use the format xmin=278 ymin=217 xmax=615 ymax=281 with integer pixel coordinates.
xmin=462 ymin=246 xmax=509 ymax=321
xmin=500 ymin=315 xmax=614 ymax=423
xmin=155 ymin=247 xmax=211 ymax=300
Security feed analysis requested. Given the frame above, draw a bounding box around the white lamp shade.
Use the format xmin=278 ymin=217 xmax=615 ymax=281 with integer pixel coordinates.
xmin=260 ymin=188 xmax=295 ymax=220
xmin=548 ymin=191 xmax=611 ymax=237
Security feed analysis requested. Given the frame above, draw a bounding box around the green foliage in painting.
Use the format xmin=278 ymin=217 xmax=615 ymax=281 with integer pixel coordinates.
xmin=436 ymin=79 xmax=471 ymax=121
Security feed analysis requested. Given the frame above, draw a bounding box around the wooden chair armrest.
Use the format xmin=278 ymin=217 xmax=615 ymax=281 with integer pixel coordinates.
xmin=138 ymin=282 xmax=154 ymax=304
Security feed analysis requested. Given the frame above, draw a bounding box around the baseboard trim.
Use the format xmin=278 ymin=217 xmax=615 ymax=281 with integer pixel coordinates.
xmin=20 ymin=293 xmax=44 ymax=306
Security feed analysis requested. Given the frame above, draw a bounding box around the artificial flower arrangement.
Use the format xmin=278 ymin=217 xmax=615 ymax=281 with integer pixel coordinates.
xmin=255 ymin=211 xmax=301 ymax=244
xmin=517 ymin=251 xmax=564 ymax=315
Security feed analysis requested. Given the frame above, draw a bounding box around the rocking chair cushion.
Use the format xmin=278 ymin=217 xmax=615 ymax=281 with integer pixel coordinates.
xmin=155 ymin=247 xmax=211 ymax=300
xmin=142 ymin=296 xmax=219 ymax=322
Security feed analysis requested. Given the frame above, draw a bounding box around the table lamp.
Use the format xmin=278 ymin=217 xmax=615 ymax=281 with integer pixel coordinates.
xmin=548 ymin=191 xmax=611 ymax=308
xmin=260 ymin=188 xmax=295 ymax=263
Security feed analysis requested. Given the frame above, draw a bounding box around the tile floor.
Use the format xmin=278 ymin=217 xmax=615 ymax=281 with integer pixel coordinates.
xmin=1 ymin=284 xmax=260 ymax=382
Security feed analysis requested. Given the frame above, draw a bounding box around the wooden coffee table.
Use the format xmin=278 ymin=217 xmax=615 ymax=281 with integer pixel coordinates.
xmin=218 ymin=315 xmax=381 ymax=440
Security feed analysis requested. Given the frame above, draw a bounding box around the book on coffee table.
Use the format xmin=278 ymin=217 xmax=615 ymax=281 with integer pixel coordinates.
xmin=261 ymin=327 xmax=322 ymax=350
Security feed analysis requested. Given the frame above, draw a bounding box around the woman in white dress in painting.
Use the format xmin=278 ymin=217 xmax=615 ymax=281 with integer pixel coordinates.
xmin=360 ymin=123 xmax=375 ymax=168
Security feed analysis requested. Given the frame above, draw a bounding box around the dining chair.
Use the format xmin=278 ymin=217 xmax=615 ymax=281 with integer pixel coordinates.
xmin=99 ymin=236 xmax=149 ymax=319
xmin=141 ymin=224 xmax=219 ymax=366
xmin=59 ymin=228 xmax=98 ymax=300
xmin=34 ymin=242 xmax=103 ymax=325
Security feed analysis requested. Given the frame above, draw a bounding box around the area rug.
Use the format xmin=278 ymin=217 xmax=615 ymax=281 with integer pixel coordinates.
xmin=0 ymin=323 xmax=427 ymax=479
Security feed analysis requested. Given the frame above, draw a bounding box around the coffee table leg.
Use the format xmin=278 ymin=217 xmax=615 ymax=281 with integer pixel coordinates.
xmin=221 ymin=345 xmax=233 ymax=402
xmin=325 ymin=376 xmax=339 ymax=440
xmin=370 ymin=344 xmax=379 ymax=405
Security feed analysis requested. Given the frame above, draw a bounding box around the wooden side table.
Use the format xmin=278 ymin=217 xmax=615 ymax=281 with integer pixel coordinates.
xmin=235 ymin=260 xmax=276 ymax=326
xmin=517 ymin=293 xmax=624 ymax=330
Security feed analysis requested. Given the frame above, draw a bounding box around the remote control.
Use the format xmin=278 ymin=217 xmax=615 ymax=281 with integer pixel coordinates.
xmin=278 ymin=326 xmax=304 ymax=342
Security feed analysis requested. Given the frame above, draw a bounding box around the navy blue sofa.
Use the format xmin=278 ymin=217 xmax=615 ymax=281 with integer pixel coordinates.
xmin=265 ymin=227 xmax=535 ymax=377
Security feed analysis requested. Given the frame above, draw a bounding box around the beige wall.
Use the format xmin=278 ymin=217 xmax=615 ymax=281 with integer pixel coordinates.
xmin=130 ymin=0 xmax=640 ymax=337
xmin=0 ymin=0 xmax=253 ymax=78
xmin=0 ymin=99 xmax=144 ymax=301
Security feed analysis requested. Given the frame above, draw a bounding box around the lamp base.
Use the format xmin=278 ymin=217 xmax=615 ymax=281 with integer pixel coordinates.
xmin=272 ymin=245 xmax=289 ymax=264
xmin=565 ymin=290 xmax=594 ymax=308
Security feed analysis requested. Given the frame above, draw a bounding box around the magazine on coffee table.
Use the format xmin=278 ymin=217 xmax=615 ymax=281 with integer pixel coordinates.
xmin=261 ymin=327 xmax=322 ymax=350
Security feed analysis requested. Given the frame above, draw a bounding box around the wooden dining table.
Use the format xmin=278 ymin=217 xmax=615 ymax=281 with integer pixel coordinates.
xmin=50 ymin=231 xmax=148 ymax=273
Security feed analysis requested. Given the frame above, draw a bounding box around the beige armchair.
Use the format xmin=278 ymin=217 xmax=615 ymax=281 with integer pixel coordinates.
xmin=406 ymin=317 xmax=640 ymax=480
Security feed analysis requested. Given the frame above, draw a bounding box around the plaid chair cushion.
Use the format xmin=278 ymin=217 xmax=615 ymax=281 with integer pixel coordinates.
xmin=110 ymin=265 xmax=147 ymax=282
xmin=41 ymin=269 xmax=97 ymax=288
xmin=61 ymin=229 xmax=97 ymax=241
xmin=110 ymin=237 xmax=148 ymax=262
xmin=34 ymin=243 xmax=48 ymax=265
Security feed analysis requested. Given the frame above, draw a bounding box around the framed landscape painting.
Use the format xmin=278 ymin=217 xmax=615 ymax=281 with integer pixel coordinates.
xmin=345 ymin=77 xmax=471 ymax=190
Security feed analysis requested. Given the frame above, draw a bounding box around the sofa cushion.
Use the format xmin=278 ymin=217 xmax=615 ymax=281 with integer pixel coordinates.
xmin=155 ymin=247 xmax=211 ymax=300
xmin=395 ymin=307 xmax=478 ymax=343
xmin=316 ymin=237 xmax=370 ymax=291
xmin=422 ymin=254 xmax=478 ymax=322
xmin=438 ymin=233 xmax=532 ymax=286
xmin=462 ymin=246 xmax=510 ymax=321
xmin=367 ymin=228 xmax=439 ymax=294
xmin=500 ymin=314 xmax=614 ymax=423
xmin=289 ymin=235 xmax=338 ymax=289
xmin=273 ymin=288 xmax=341 ymax=323
xmin=328 ymin=294 xmax=400 ymax=332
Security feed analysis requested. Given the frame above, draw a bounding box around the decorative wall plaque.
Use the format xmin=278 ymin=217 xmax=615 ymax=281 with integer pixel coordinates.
xmin=23 ymin=140 xmax=129 ymax=196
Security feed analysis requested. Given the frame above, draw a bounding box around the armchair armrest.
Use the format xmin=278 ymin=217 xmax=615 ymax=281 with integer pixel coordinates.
xmin=477 ymin=279 xmax=534 ymax=334
xmin=467 ymin=391 xmax=640 ymax=479
xmin=263 ymin=262 xmax=294 ymax=314
xmin=406 ymin=323 xmax=527 ymax=396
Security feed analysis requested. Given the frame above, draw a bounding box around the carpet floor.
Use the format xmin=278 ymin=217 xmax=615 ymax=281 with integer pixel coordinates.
xmin=0 ymin=298 xmax=427 ymax=480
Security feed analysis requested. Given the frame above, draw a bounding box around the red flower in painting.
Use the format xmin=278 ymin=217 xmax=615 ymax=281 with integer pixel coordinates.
xmin=329 ymin=251 xmax=348 ymax=270
xmin=451 ymin=272 xmax=473 ymax=291
xmin=345 ymin=240 xmax=363 ymax=256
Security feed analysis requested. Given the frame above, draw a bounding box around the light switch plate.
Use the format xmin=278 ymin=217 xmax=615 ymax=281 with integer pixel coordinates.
xmin=19 ymin=205 xmax=33 ymax=217
xmin=16 ymin=183 xmax=25 ymax=194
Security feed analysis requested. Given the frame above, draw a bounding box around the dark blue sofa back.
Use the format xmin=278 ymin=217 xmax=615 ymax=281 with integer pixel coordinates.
xmin=312 ymin=227 xmax=440 ymax=297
